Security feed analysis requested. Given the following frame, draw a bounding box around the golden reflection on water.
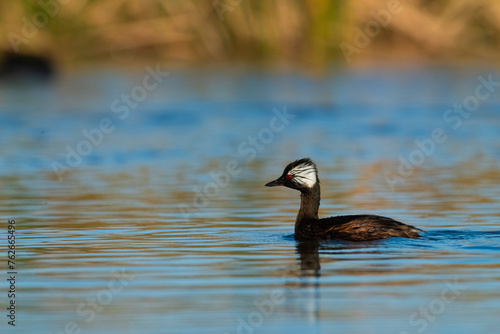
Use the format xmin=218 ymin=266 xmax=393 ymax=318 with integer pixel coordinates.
xmin=2 ymin=156 xmax=499 ymax=228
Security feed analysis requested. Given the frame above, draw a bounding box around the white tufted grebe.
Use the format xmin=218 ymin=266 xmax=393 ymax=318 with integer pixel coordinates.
xmin=265 ymin=158 xmax=424 ymax=242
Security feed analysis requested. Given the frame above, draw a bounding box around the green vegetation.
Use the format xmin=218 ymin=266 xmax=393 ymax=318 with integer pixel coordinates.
xmin=1 ymin=0 xmax=500 ymax=66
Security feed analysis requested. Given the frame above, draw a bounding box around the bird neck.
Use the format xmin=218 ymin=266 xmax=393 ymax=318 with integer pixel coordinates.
xmin=296 ymin=182 xmax=320 ymax=223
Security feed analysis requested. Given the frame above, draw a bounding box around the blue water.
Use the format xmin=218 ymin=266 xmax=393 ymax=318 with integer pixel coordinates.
xmin=1 ymin=65 xmax=500 ymax=333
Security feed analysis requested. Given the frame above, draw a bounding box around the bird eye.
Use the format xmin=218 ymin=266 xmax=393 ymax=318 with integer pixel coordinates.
xmin=286 ymin=174 xmax=293 ymax=180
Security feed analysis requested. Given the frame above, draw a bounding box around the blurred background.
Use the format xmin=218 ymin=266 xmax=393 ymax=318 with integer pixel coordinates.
xmin=1 ymin=1 xmax=500 ymax=334
xmin=2 ymin=0 xmax=500 ymax=69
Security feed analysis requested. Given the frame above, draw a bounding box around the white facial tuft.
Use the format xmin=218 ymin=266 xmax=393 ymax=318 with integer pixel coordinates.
xmin=289 ymin=163 xmax=317 ymax=188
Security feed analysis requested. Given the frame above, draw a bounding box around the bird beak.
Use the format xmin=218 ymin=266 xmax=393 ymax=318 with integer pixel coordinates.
xmin=265 ymin=177 xmax=284 ymax=187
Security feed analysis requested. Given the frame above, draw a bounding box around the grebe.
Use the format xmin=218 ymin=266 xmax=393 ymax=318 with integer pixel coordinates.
xmin=265 ymin=158 xmax=424 ymax=241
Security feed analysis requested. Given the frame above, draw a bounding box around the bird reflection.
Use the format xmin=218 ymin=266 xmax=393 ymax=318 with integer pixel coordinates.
xmin=278 ymin=241 xmax=322 ymax=324
xmin=296 ymin=241 xmax=321 ymax=276
xmin=287 ymin=240 xmax=384 ymax=324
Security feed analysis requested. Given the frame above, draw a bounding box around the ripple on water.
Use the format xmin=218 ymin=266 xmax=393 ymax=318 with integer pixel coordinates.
xmin=2 ymin=67 xmax=500 ymax=333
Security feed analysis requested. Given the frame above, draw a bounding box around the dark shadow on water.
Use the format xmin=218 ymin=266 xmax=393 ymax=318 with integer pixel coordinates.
xmin=286 ymin=228 xmax=500 ymax=325
xmin=286 ymin=241 xmax=322 ymax=323
xmin=288 ymin=228 xmax=500 ymax=280
xmin=288 ymin=229 xmax=500 ymax=258
xmin=288 ymin=229 xmax=500 ymax=276
xmin=296 ymin=241 xmax=321 ymax=276
xmin=0 ymin=51 xmax=54 ymax=83
xmin=293 ymin=238 xmax=391 ymax=278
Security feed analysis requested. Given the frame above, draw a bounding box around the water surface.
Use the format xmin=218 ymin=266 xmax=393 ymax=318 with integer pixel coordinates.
xmin=1 ymin=65 xmax=500 ymax=333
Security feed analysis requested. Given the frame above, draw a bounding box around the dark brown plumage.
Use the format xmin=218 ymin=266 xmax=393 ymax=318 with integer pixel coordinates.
xmin=265 ymin=158 xmax=424 ymax=242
